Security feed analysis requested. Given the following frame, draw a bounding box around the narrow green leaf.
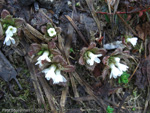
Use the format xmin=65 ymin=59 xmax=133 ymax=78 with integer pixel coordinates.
xmin=145 ymin=12 xmax=150 ymax=22
xmin=104 ymin=14 xmax=110 ymax=23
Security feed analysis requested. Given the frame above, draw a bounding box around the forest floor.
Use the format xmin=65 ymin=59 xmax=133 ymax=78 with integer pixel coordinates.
xmin=0 ymin=0 xmax=150 ymax=113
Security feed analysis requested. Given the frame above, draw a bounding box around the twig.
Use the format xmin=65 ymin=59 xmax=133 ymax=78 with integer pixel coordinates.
xmin=117 ymin=14 xmax=138 ymax=36
xmin=128 ymin=62 xmax=140 ymax=82
xmin=65 ymin=15 xmax=88 ymax=46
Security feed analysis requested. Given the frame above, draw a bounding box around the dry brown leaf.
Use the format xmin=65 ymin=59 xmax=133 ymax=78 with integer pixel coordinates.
xmin=136 ymin=25 xmax=145 ymax=40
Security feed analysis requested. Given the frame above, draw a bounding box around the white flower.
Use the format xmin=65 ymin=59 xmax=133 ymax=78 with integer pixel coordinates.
xmin=5 ymin=26 xmax=17 ymax=37
xmin=67 ymin=1 xmax=72 ymax=6
xmin=3 ymin=35 xmax=16 ymax=46
xmin=114 ymin=57 xmax=129 ymax=72
xmin=126 ymin=37 xmax=138 ymax=46
xmin=53 ymin=69 xmax=67 ymax=84
xmin=3 ymin=26 xmax=17 ymax=46
xmin=47 ymin=28 xmax=57 ymax=37
xmin=86 ymin=51 xmax=102 ymax=66
xmin=42 ymin=65 xmax=67 ymax=84
xmin=109 ymin=63 xmax=123 ymax=79
xmin=35 ymin=51 xmax=51 ymax=67
xmin=109 ymin=57 xmax=129 ymax=79
xmin=42 ymin=65 xmax=56 ymax=81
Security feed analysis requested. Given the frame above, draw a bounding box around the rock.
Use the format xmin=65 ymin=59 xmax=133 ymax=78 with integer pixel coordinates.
xmin=37 ymin=0 xmax=54 ymax=9
xmin=0 ymin=51 xmax=22 ymax=89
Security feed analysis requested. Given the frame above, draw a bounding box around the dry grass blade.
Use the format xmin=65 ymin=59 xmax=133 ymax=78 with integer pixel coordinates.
xmin=128 ymin=61 xmax=140 ymax=82
xmin=0 ymin=22 xmax=3 ymax=37
xmin=22 ymin=23 xmax=46 ymax=42
xmin=60 ymin=85 xmax=68 ymax=113
xmin=57 ymin=34 xmax=66 ymax=58
xmin=65 ymin=15 xmax=88 ymax=46
xmin=113 ymin=0 xmax=120 ymax=14
xmin=107 ymin=0 xmax=112 ymax=14
xmin=38 ymin=77 xmax=59 ymax=113
xmin=85 ymin=0 xmax=102 ymax=38
xmin=73 ymin=72 xmax=107 ymax=112
xmin=64 ymin=24 xmax=73 ymax=58
xmin=25 ymin=56 xmax=47 ymax=110
xmin=69 ymin=73 xmax=79 ymax=98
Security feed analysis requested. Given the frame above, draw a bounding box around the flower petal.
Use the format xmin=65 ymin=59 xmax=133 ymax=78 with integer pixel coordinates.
xmin=114 ymin=57 xmax=120 ymax=63
xmin=5 ymin=26 xmax=17 ymax=37
xmin=36 ymin=51 xmax=51 ymax=67
xmin=116 ymin=62 xmax=129 ymax=72
xmin=12 ymin=27 xmax=17 ymax=34
xmin=127 ymin=37 xmax=138 ymax=46
xmin=94 ymin=57 xmax=101 ymax=63
xmin=10 ymin=37 xmax=15 ymax=44
xmin=3 ymin=36 xmax=12 ymax=46
xmin=6 ymin=39 xmax=11 ymax=46
xmin=86 ymin=59 xmax=94 ymax=66
xmin=109 ymin=63 xmax=123 ymax=79
xmin=53 ymin=70 xmax=67 ymax=84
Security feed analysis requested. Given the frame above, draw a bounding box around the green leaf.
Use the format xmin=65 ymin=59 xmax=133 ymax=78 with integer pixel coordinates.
xmin=132 ymin=107 xmax=136 ymax=111
xmin=37 ymin=50 xmax=43 ymax=56
xmin=75 ymin=2 xmax=80 ymax=7
xmin=123 ymin=14 xmax=127 ymax=20
xmin=104 ymin=14 xmax=110 ymax=23
xmin=119 ymin=72 xmax=130 ymax=84
xmin=145 ymin=12 xmax=150 ymax=22
xmin=107 ymin=106 xmax=114 ymax=113
xmin=1 ymin=15 xmax=15 ymax=26
xmin=114 ymin=14 xmax=118 ymax=24
xmin=70 ymin=48 xmax=75 ymax=53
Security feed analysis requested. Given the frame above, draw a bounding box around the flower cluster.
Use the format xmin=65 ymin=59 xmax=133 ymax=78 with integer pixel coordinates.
xmin=109 ymin=57 xmax=129 ymax=79
xmin=86 ymin=51 xmax=102 ymax=66
xmin=3 ymin=26 xmax=17 ymax=46
xmin=79 ymin=42 xmax=107 ymax=71
xmin=28 ymin=42 xmax=75 ymax=85
xmin=40 ymin=23 xmax=60 ymax=41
